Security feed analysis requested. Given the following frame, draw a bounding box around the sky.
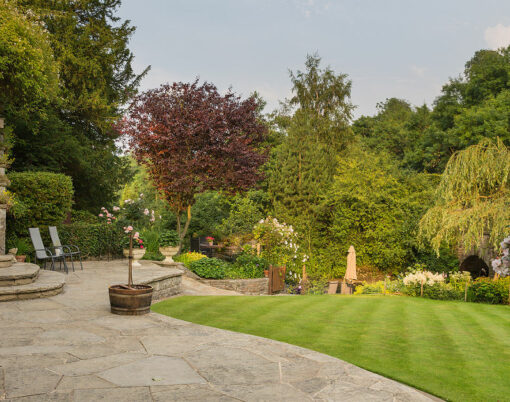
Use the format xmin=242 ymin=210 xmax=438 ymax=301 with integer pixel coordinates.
xmin=118 ymin=0 xmax=510 ymax=118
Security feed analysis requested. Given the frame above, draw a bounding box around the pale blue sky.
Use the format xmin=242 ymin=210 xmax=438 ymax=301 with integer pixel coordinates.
xmin=118 ymin=0 xmax=510 ymax=117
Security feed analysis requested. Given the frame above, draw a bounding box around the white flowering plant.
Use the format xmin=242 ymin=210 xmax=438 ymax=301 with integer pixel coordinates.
xmin=253 ymin=217 xmax=303 ymax=268
xmin=491 ymin=235 xmax=510 ymax=277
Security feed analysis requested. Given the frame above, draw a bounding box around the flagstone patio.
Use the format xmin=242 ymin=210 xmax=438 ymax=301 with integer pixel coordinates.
xmin=0 ymin=260 xmax=439 ymax=401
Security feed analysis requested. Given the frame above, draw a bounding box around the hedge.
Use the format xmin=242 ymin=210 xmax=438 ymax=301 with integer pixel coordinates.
xmin=56 ymin=223 xmax=124 ymax=259
xmin=8 ymin=171 xmax=74 ymax=237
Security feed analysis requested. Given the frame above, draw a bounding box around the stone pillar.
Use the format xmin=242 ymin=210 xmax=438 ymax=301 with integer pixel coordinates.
xmin=0 ymin=117 xmax=7 ymax=254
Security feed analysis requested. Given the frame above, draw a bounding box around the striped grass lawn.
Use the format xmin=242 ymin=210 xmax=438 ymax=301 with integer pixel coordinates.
xmin=152 ymin=295 xmax=510 ymax=401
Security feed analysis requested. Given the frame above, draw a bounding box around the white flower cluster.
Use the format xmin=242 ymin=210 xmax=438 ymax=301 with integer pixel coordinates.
xmin=491 ymin=235 xmax=510 ymax=277
xmin=254 ymin=217 xmax=301 ymax=260
xmin=403 ymin=271 xmax=445 ymax=286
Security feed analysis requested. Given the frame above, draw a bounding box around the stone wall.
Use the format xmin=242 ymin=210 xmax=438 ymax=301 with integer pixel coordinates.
xmin=142 ymin=271 xmax=182 ymax=301
xmin=201 ymin=278 xmax=269 ymax=295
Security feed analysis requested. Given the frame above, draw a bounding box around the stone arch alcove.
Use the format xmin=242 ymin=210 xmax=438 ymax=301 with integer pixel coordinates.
xmin=459 ymin=255 xmax=490 ymax=278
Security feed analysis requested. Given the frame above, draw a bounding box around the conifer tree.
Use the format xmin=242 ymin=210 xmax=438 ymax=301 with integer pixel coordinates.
xmin=267 ymin=54 xmax=354 ymax=250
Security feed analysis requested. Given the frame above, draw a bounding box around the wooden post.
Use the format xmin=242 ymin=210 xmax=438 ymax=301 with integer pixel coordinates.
xmin=464 ymin=281 xmax=468 ymax=302
xmin=256 ymin=243 xmax=261 ymax=257
xmin=128 ymin=233 xmax=133 ymax=287
xmin=420 ymin=280 xmax=424 ymax=297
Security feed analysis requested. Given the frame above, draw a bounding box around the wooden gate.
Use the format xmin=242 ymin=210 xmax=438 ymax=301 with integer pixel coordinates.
xmin=268 ymin=265 xmax=286 ymax=294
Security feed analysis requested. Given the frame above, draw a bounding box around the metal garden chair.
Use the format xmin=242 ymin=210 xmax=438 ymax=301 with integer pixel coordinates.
xmin=48 ymin=226 xmax=83 ymax=271
xmin=29 ymin=228 xmax=69 ymax=273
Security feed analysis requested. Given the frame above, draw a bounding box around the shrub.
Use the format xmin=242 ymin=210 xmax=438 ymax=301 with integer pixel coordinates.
xmin=8 ymin=172 xmax=74 ymax=237
xmin=174 ymin=252 xmax=207 ymax=268
xmin=56 ymin=223 xmax=124 ymax=259
xmin=229 ymin=252 xmax=268 ymax=279
xmin=355 ymin=280 xmax=397 ymax=295
xmin=160 ymin=230 xmax=179 ymax=247
xmin=469 ymin=278 xmax=510 ymax=304
xmin=141 ymin=230 xmax=164 ymax=261
xmin=189 ymin=257 xmax=228 ymax=279
xmin=71 ymin=210 xmax=99 ymax=224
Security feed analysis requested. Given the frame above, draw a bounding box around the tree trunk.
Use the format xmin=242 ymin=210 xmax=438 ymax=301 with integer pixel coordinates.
xmin=177 ymin=205 xmax=192 ymax=253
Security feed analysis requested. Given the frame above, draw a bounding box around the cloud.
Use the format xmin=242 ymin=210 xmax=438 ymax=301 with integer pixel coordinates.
xmin=410 ymin=65 xmax=426 ymax=78
xmin=484 ymin=24 xmax=510 ymax=50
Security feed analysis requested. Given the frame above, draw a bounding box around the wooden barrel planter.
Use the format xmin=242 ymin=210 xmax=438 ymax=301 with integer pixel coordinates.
xmin=109 ymin=284 xmax=153 ymax=315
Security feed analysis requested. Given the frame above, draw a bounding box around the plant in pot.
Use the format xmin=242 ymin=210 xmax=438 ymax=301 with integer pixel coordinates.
xmin=109 ymin=228 xmax=153 ymax=315
xmin=14 ymin=238 xmax=30 ymax=262
xmin=122 ymin=228 xmax=145 ymax=267
xmin=206 ymin=236 xmax=214 ymax=246
xmin=159 ymin=230 xmax=179 ymax=264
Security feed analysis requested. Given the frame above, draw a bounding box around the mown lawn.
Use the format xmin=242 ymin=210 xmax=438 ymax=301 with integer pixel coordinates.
xmin=152 ymin=295 xmax=510 ymax=401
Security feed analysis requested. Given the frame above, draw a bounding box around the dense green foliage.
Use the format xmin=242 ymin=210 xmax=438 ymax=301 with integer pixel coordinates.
xmin=328 ymin=148 xmax=438 ymax=272
xmin=469 ymin=277 xmax=510 ymax=304
xmin=173 ymin=252 xmax=207 ymax=267
xmin=159 ymin=230 xmax=179 ymax=247
xmin=231 ymin=252 xmax=269 ymax=279
xmin=4 ymin=0 xmax=146 ymax=211
xmin=8 ymin=172 xmax=73 ymax=237
xmin=57 ymin=222 xmax=124 ymax=259
xmin=153 ymin=296 xmax=510 ymax=402
xmin=189 ymin=257 xmax=229 ymax=279
xmin=0 ymin=0 xmax=58 ymax=120
xmin=419 ymin=139 xmax=510 ymax=254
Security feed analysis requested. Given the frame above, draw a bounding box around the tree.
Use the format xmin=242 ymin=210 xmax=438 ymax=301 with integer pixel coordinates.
xmin=8 ymin=0 xmax=147 ymax=211
xmin=268 ymin=54 xmax=354 ymax=251
xmin=419 ymin=139 xmax=510 ymax=255
xmin=0 ymin=0 xmax=58 ymax=119
xmin=119 ymin=80 xmax=268 ymax=249
xmin=328 ymin=147 xmax=437 ymax=272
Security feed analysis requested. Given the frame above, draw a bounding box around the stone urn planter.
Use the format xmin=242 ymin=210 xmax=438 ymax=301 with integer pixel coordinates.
xmin=159 ymin=246 xmax=179 ymax=264
xmin=123 ymin=248 xmax=145 ymax=267
xmin=110 ymin=232 xmax=153 ymax=315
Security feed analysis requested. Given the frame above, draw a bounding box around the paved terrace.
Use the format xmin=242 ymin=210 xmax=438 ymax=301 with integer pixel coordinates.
xmin=0 ymin=261 xmax=439 ymax=401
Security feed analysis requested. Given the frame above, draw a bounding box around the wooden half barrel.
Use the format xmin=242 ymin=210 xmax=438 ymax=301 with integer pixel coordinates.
xmin=109 ymin=284 xmax=153 ymax=315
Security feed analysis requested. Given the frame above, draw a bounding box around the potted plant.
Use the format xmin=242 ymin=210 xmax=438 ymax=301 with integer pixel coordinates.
xmin=109 ymin=228 xmax=153 ymax=315
xmin=14 ymin=238 xmax=30 ymax=262
xmin=159 ymin=230 xmax=180 ymax=264
xmin=206 ymin=236 xmax=214 ymax=246
xmin=122 ymin=227 xmax=145 ymax=267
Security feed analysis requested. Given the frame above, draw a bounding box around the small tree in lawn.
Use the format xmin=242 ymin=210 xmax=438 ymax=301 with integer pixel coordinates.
xmin=118 ymin=80 xmax=268 ymax=250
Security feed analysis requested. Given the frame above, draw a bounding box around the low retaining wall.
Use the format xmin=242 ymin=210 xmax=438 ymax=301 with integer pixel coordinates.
xmin=139 ymin=269 xmax=182 ymax=301
xmin=201 ymin=278 xmax=269 ymax=295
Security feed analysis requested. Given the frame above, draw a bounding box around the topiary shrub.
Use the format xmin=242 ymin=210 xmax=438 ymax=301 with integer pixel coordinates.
xmin=189 ymin=257 xmax=228 ymax=279
xmin=8 ymin=172 xmax=73 ymax=237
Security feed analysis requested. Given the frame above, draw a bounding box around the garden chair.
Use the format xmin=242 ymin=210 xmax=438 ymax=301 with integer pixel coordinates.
xmin=48 ymin=226 xmax=83 ymax=271
xmin=29 ymin=228 xmax=69 ymax=273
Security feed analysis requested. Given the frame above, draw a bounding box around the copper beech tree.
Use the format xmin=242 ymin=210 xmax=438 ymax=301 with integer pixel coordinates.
xmin=118 ymin=80 xmax=268 ymax=249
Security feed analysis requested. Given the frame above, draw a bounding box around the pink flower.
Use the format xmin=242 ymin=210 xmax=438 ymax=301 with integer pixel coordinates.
xmin=144 ymin=209 xmax=149 ymax=216
xmin=124 ymin=225 xmax=133 ymax=233
xmin=101 ymin=207 xmax=106 ymax=211
xmin=140 ymin=245 xmax=144 ymax=249
xmin=113 ymin=206 xmax=120 ymax=212
xmin=107 ymin=221 xmax=111 ymax=224
xmin=133 ymin=232 xmax=140 ymax=239
xmin=98 ymin=213 xmax=103 ymax=217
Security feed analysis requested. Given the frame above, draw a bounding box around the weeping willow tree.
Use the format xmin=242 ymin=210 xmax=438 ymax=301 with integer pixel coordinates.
xmin=419 ymin=138 xmax=510 ymax=255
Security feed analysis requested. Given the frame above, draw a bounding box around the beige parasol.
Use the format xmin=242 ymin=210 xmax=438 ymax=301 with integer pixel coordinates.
xmin=344 ymin=245 xmax=357 ymax=282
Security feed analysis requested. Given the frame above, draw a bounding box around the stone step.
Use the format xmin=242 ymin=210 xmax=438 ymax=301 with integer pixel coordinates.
xmin=0 ymin=263 xmax=40 ymax=286
xmin=0 ymin=270 xmax=65 ymax=301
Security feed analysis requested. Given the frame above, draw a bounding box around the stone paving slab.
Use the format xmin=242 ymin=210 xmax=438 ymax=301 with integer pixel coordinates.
xmin=0 ymin=260 xmax=441 ymax=401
